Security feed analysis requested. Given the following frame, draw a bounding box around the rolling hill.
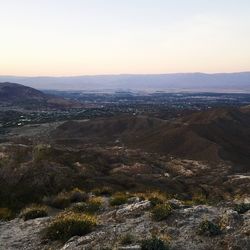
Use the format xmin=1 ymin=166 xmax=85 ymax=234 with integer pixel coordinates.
xmin=0 ymin=82 xmax=79 ymax=109
xmin=52 ymin=107 xmax=250 ymax=171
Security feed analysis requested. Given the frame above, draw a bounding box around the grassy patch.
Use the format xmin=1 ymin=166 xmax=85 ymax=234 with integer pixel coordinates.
xmin=20 ymin=205 xmax=48 ymax=221
xmin=32 ymin=144 xmax=53 ymax=163
xmin=184 ymin=193 xmax=208 ymax=206
xmin=110 ymin=193 xmax=128 ymax=206
xmin=0 ymin=208 xmax=12 ymax=221
xmin=151 ymin=203 xmax=173 ymax=221
xmin=44 ymin=188 xmax=88 ymax=209
xmin=198 ymin=220 xmax=221 ymax=236
xmin=70 ymin=197 xmax=103 ymax=214
xmin=44 ymin=212 xmax=97 ymax=241
xmin=92 ymin=187 xmax=113 ymax=196
xmin=44 ymin=193 xmax=71 ymax=209
xmin=68 ymin=188 xmax=88 ymax=203
xmin=141 ymin=237 xmax=169 ymax=250
xmin=147 ymin=192 xmax=168 ymax=207
xmin=120 ymin=233 xmax=135 ymax=245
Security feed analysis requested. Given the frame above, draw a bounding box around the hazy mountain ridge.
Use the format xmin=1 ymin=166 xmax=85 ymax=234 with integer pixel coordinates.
xmin=1 ymin=72 xmax=250 ymax=91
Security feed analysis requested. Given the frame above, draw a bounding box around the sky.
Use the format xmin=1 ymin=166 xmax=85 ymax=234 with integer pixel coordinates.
xmin=0 ymin=0 xmax=250 ymax=76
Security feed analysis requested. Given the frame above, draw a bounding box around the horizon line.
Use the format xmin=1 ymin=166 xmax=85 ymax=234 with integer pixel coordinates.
xmin=1 ymin=71 xmax=250 ymax=78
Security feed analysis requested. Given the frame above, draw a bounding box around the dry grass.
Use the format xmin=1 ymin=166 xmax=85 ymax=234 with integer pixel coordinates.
xmin=151 ymin=203 xmax=173 ymax=221
xmin=198 ymin=220 xmax=221 ymax=236
xmin=44 ymin=211 xmax=97 ymax=241
xmin=92 ymin=186 xmax=113 ymax=196
xmin=44 ymin=188 xmax=88 ymax=209
xmin=20 ymin=204 xmax=48 ymax=221
xmin=120 ymin=233 xmax=135 ymax=245
xmin=0 ymin=208 xmax=12 ymax=221
xmin=70 ymin=197 xmax=103 ymax=214
xmin=183 ymin=193 xmax=208 ymax=206
xmin=110 ymin=193 xmax=129 ymax=206
xmin=146 ymin=191 xmax=168 ymax=207
xmin=141 ymin=237 xmax=169 ymax=250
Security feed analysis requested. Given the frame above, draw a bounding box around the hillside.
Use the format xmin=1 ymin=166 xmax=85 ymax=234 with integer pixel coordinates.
xmin=0 ymin=82 xmax=46 ymax=102
xmin=0 ymin=82 xmax=79 ymax=109
xmin=0 ymin=106 xmax=249 ymax=250
xmin=52 ymin=107 xmax=250 ymax=171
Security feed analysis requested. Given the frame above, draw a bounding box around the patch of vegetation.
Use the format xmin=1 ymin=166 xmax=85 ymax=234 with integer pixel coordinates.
xmin=132 ymin=192 xmax=146 ymax=201
xmin=141 ymin=237 xmax=169 ymax=250
xmin=44 ymin=212 xmax=97 ymax=241
xmin=20 ymin=205 xmax=48 ymax=221
xmin=0 ymin=207 xmax=12 ymax=221
xmin=44 ymin=188 xmax=88 ymax=209
xmin=147 ymin=192 xmax=167 ymax=207
xmin=32 ymin=144 xmax=53 ymax=163
xmin=198 ymin=220 xmax=221 ymax=236
xmin=68 ymin=188 xmax=89 ymax=203
xmin=184 ymin=193 xmax=208 ymax=206
xmin=92 ymin=186 xmax=113 ymax=196
xmin=70 ymin=197 xmax=103 ymax=214
xmin=151 ymin=203 xmax=173 ymax=221
xmin=120 ymin=233 xmax=135 ymax=245
xmin=44 ymin=193 xmax=71 ymax=209
xmin=234 ymin=203 xmax=250 ymax=214
xmin=110 ymin=193 xmax=128 ymax=206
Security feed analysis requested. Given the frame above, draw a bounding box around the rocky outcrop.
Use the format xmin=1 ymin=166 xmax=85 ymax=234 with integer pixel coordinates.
xmin=0 ymin=217 xmax=50 ymax=250
xmin=0 ymin=199 xmax=249 ymax=250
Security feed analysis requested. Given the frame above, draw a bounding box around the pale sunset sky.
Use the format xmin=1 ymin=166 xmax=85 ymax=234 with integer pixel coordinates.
xmin=0 ymin=0 xmax=250 ymax=76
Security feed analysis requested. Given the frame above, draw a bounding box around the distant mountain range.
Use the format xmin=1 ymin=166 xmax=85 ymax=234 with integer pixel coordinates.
xmin=0 ymin=72 xmax=250 ymax=92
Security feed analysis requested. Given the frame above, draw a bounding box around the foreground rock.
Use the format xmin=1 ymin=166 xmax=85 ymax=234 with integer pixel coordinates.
xmin=0 ymin=217 xmax=50 ymax=250
xmin=0 ymin=199 xmax=249 ymax=250
xmin=62 ymin=202 xmax=250 ymax=250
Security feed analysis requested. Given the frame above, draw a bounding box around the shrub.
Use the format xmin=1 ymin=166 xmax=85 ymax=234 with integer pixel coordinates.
xmin=70 ymin=202 xmax=88 ymax=213
xmin=184 ymin=193 xmax=208 ymax=206
xmin=234 ymin=203 xmax=250 ymax=214
xmin=151 ymin=203 xmax=173 ymax=221
xmin=45 ymin=188 xmax=88 ymax=209
xmin=68 ymin=188 xmax=88 ymax=203
xmin=86 ymin=197 xmax=103 ymax=213
xmin=44 ymin=212 xmax=97 ymax=241
xmin=70 ymin=197 xmax=103 ymax=214
xmin=20 ymin=205 xmax=48 ymax=221
xmin=0 ymin=208 xmax=12 ymax=221
xmin=132 ymin=192 xmax=146 ymax=201
xmin=147 ymin=192 xmax=167 ymax=207
xmin=136 ymin=191 xmax=168 ymax=206
xmin=120 ymin=233 xmax=135 ymax=245
xmin=198 ymin=220 xmax=221 ymax=236
xmin=192 ymin=193 xmax=208 ymax=205
xmin=32 ymin=144 xmax=52 ymax=163
xmin=141 ymin=237 xmax=169 ymax=250
xmin=110 ymin=193 xmax=128 ymax=206
xmin=92 ymin=187 xmax=113 ymax=196
xmin=46 ymin=193 xmax=71 ymax=209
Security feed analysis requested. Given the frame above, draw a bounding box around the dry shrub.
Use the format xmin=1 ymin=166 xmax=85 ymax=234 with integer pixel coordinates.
xmin=44 ymin=212 xmax=97 ymax=241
